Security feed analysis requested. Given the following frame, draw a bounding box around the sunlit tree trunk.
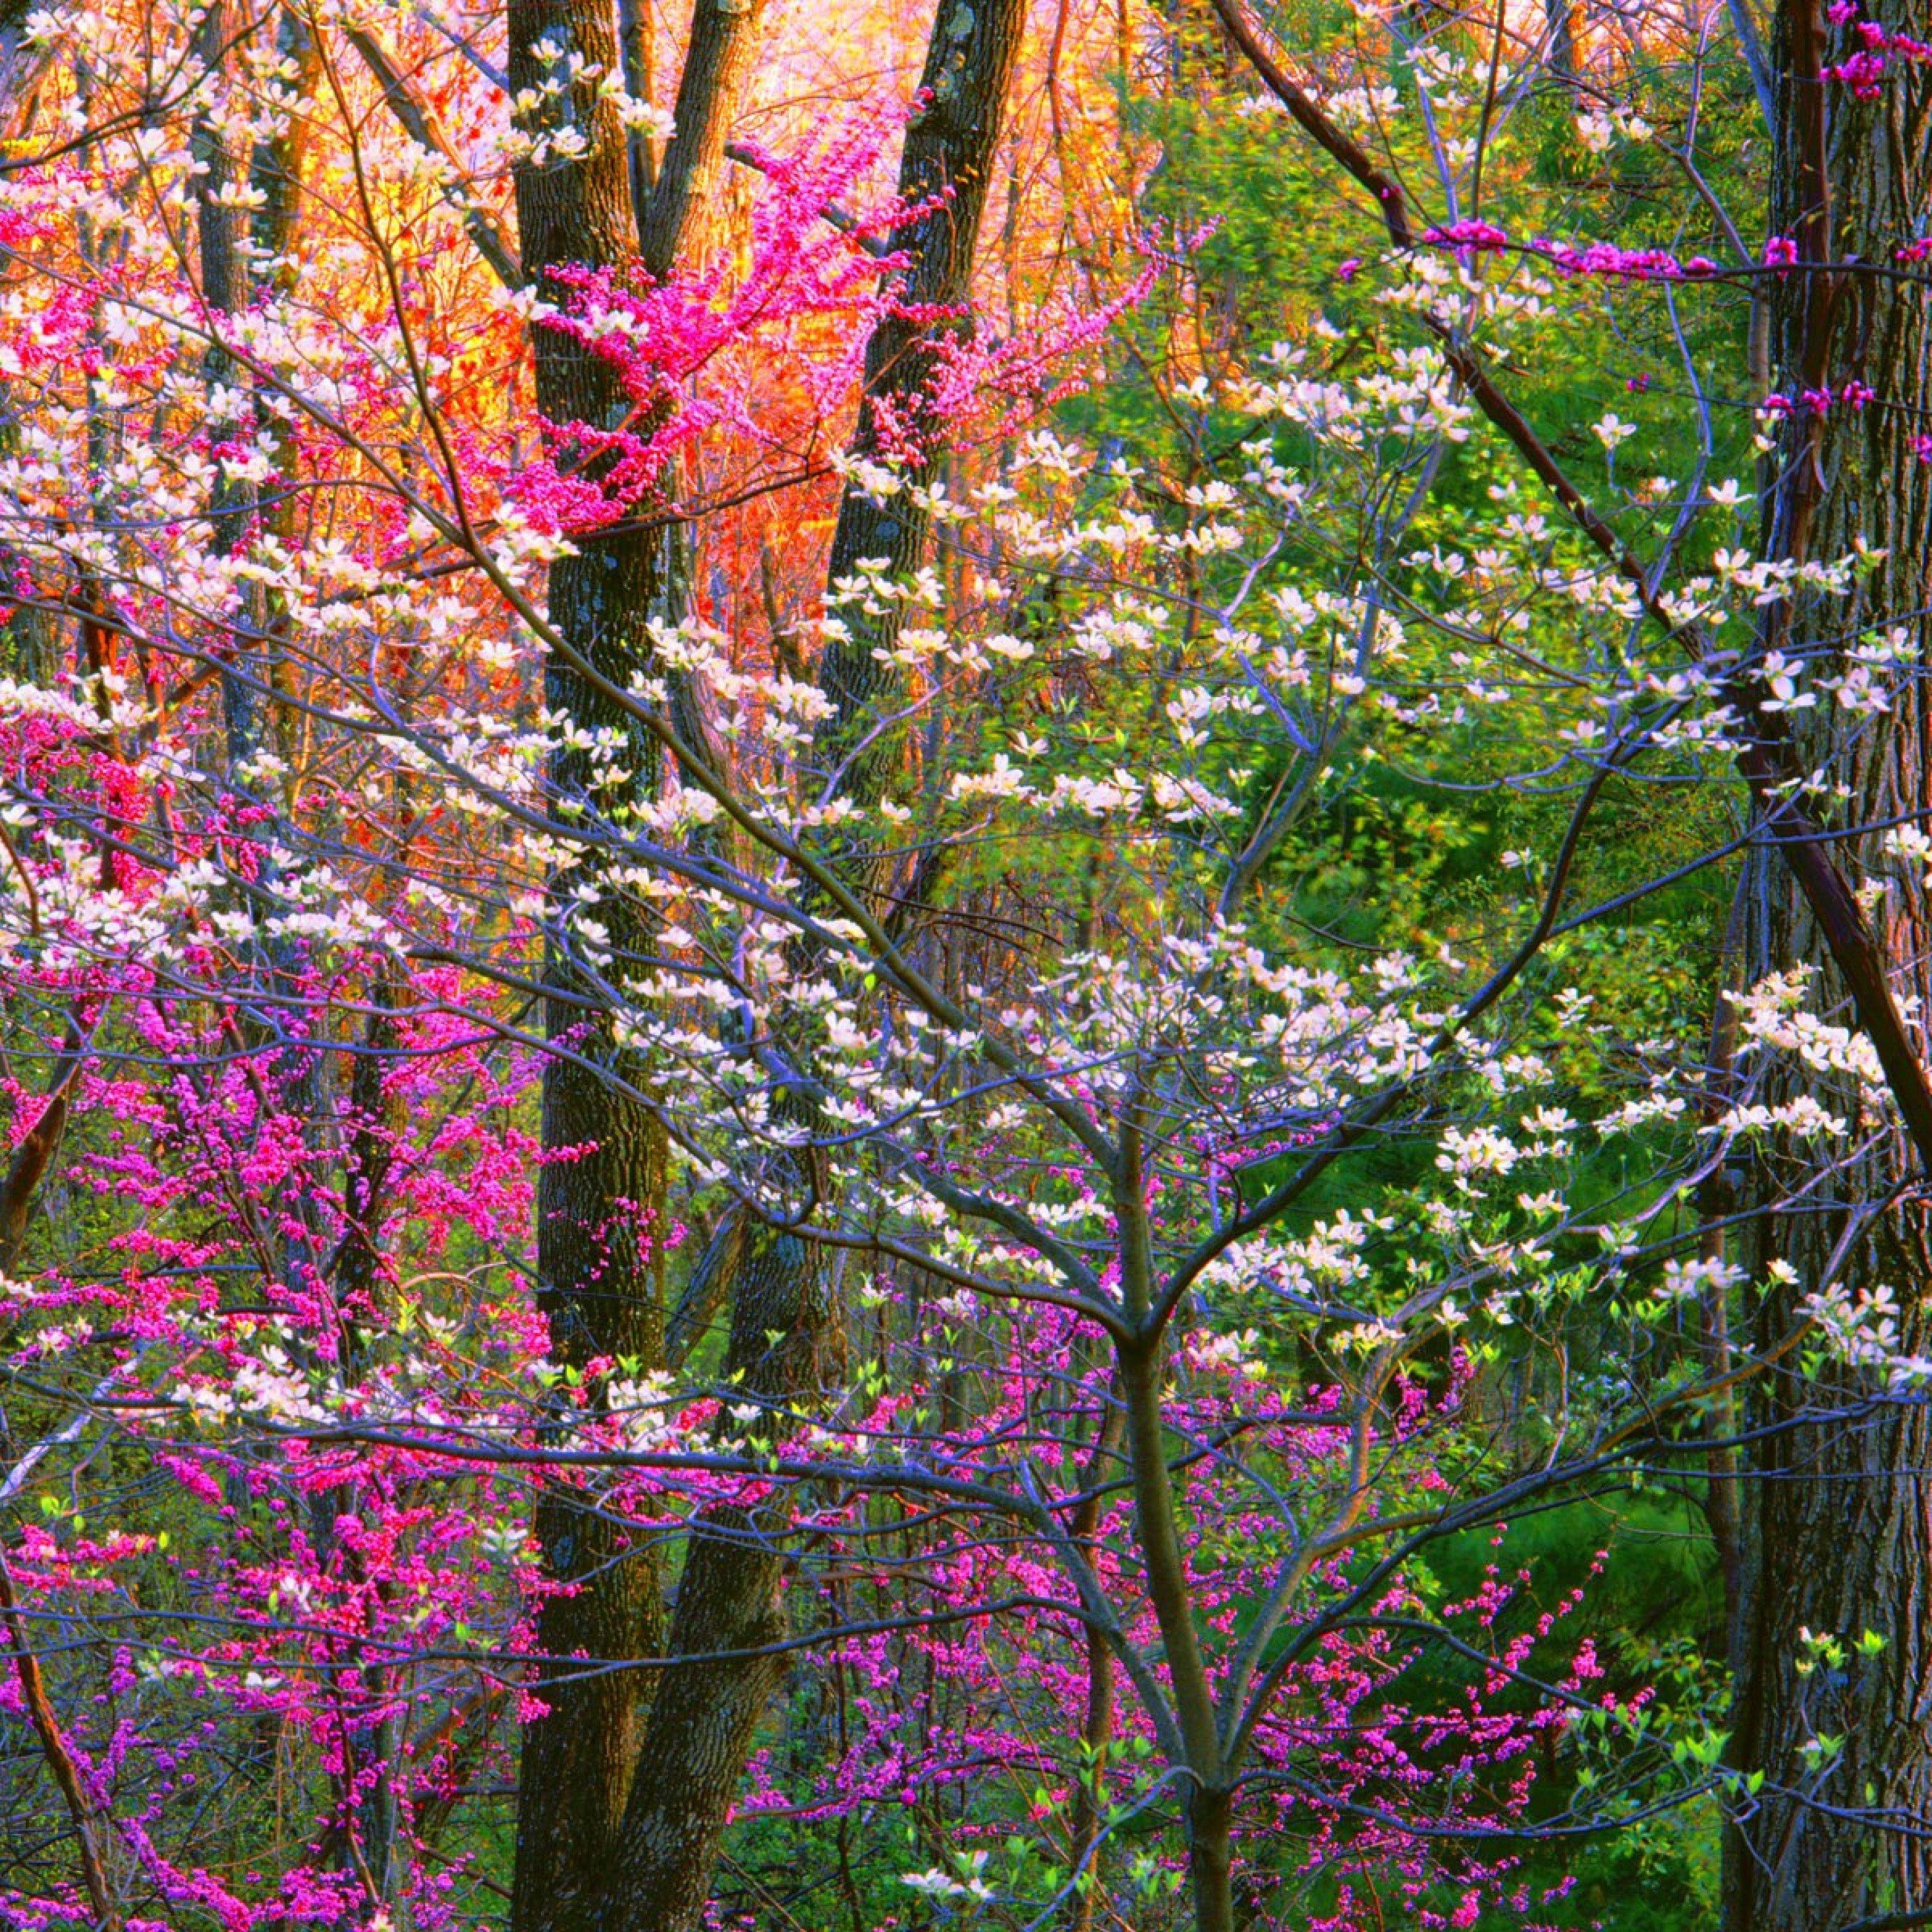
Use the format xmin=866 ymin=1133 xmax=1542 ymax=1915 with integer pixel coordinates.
xmin=816 ymin=0 xmax=1028 ymax=810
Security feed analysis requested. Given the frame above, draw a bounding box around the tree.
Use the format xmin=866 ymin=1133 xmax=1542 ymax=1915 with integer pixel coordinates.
xmin=9 ymin=2 xmax=1932 ymax=1930
xmin=501 ymin=1 xmax=768 ymax=1925
xmin=587 ymin=6 xmax=1030 ymax=1928
xmin=1724 ymin=3 xmax=1932 ymax=1923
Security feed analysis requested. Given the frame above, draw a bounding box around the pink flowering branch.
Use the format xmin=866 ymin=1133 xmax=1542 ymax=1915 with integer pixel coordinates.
xmin=0 ymin=1549 xmax=121 ymax=1930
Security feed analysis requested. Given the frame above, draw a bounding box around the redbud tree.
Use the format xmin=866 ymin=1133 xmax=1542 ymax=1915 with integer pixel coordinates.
xmin=0 ymin=1 xmax=1925 ymax=1931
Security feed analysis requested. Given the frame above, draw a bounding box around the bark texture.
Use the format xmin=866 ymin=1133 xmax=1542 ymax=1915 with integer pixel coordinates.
xmin=507 ymin=5 xmax=674 ymax=1927
xmin=1726 ymin=7 xmax=1932 ymax=1925
xmin=506 ymin=1 xmax=776 ymax=1924
xmin=598 ymin=1220 xmax=833 ymax=1932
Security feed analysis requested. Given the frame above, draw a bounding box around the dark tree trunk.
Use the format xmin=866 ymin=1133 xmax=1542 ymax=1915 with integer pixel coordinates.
xmin=594 ymin=7 xmax=1027 ymax=1926
xmin=1726 ymin=6 xmax=1932 ymax=1925
xmin=505 ymin=3 xmax=767 ymax=1927
xmin=598 ymin=1222 xmax=832 ymax=1932
xmin=1066 ymin=1398 xmax=1124 ymax=1932
xmin=506 ymin=6 xmax=674 ymax=1929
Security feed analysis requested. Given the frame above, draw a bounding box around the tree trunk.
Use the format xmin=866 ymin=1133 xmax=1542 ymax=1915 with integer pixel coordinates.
xmin=507 ymin=5 xmax=675 ymax=1928
xmin=505 ymin=1 xmax=771 ymax=1924
xmin=815 ymin=0 xmax=1027 ymax=809
xmin=1187 ymin=1785 xmax=1236 ymax=1932
xmin=1726 ymin=7 xmax=1932 ymax=1925
xmin=598 ymin=1222 xmax=832 ymax=1932
xmin=1543 ymin=0 xmax=1577 ymax=82
xmin=1066 ymin=1397 xmax=1124 ymax=1932
xmin=595 ymin=6 xmax=1027 ymax=1923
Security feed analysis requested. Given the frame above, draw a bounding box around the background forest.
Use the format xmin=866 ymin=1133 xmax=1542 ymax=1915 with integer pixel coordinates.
xmin=0 ymin=0 xmax=1923 ymax=1926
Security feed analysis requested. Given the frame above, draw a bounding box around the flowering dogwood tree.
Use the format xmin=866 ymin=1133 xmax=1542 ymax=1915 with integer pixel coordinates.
xmin=0 ymin=0 xmax=1928 ymax=1930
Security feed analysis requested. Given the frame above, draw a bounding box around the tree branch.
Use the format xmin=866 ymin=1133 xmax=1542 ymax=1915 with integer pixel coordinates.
xmin=1212 ymin=0 xmax=1932 ymax=1177
xmin=343 ymin=26 xmax=521 ymax=289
